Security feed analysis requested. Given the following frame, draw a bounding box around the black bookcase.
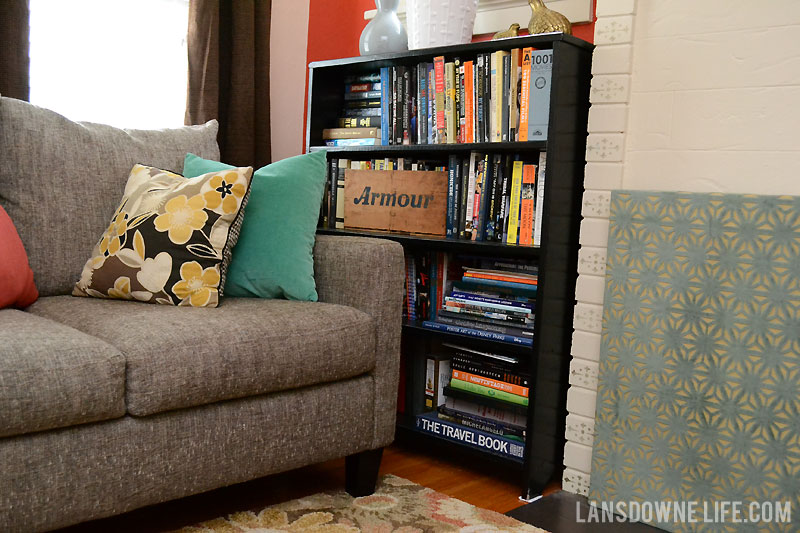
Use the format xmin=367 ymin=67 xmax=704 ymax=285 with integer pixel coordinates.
xmin=306 ymin=33 xmax=593 ymax=499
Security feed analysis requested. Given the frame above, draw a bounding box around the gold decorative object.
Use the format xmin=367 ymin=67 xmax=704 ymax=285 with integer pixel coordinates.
xmin=527 ymin=0 xmax=572 ymax=35
xmin=493 ymin=23 xmax=520 ymax=40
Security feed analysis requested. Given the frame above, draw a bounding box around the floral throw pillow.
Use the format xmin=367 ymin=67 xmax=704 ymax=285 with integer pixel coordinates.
xmin=73 ymin=164 xmax=253 ymax=307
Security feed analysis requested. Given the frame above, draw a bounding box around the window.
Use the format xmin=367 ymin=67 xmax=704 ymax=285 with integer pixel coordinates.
xmin=29 ymin=0 xmax=190 ymax=129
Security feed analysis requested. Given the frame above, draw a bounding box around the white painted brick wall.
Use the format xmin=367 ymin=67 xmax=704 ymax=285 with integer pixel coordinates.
xmin=564 ymin=0 xmax=800 ymax=496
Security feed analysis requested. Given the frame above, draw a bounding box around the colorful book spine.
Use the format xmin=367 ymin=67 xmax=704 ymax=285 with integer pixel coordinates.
xmin=415 ymin=411 xmax=524 ymax=461
xmin=437 ymin=313 xmax=533 ymax=339
xmin=445 ymin=295 xmax=534 ymax=316
xmin=427 ymin=63 xmax=436 ymax=144
xmin=418 ymin=63 xmax=428 ymax=145
xmin=518 ymin=163 xmax=536 ymax=246
xmin=450 ymin=377 xmax=529 ymax=406
xmin=533 ymin=152 xmax=547 ymax=246
xmin=501 ymin=52 xmax=510 ymax=142
xmin=450 ymin=354 xmax=530 ymax=387
xmin=402 ymin=67 xmax=411 ymax=145
xmin=474 ymin=153 xmax=490 ymax=241
xmin=451 ymin=369 xmax=529 ymax=398
xmin=444 ymin=396 xmax=527 ymax=427
xmin=446 ymin=154 xmax=458 ymax=238
xmin=445 ymin=61 xmax=456 ymax=144
xmin=433 ymin=56 xmax=446 ymax=144
xmin=464 ymin=151 xmax=478 ymax=239
xmin=463 ymin=272 xmax=537 ymax=285
xmin=505 ymin=160 xmax=524 ymax=244
xmin=519 ymin=48 xmax=532 ymax=141
xmin=489 ymin=52 xmax=498 ymax=142
xmin=457 ymin=277 xmax=538 ymax=296
xmin=422 ymin=320 xmax=533 ymax=346
xmin=324 ymin=138 xmax=379 ymax=147
xmin=346 ymin=82 xmax=381 ymax=93
xmin=450 ymin=290 xmax=534 ymax=311
xmin=509 ymin=48 xmax=521 ymax=142
xmin=380 ymin=67 xmax=391 ymax=145
xmin=464 ymin=61 xmax=474 ymax=144
xmin=476 ymin=54 xmax=485 ymax=143
xmin=528 ymin=50 xmax=553 ymax=141
xmin=442 ymin=305 xmax=532 ymax=326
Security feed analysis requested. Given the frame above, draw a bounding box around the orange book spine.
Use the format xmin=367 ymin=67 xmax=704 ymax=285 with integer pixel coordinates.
xmin=464 ymin=61 xmax=474 ymax=144
xmin=518 ymin=164 xmax=536 ymax=246
xmin=451 ymin=369 xmax=529 ymax=397
xmin=434 ymin=56 xmax=447 ymax=143
xmin=519 ymin=47 xmax=532 ymax=142
xmin=463 ymin=272 xmax=537 ymax=285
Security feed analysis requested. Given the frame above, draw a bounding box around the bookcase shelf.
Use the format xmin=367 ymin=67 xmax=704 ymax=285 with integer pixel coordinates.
xmin=309 ymin=140 xmax=547 ymax=154
xmin=318 ymin=228 xmax=539 ymax=258
xmin=307 ymin=33 xmax=593 ymax=500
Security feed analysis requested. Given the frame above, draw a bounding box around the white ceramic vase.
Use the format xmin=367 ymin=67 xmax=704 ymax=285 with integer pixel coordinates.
xmin=406 ymin=0 xmax=479 ymax=50
xmin=359 ymin=0 xmax=409 ymax=56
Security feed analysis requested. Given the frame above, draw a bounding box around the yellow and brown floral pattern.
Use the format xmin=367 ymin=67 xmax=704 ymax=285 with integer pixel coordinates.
xmin=73 ymin=164 xmax=252 ymax=307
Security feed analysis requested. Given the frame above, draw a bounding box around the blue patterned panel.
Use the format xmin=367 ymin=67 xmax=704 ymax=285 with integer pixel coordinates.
xmin=590 ymin=191 xmax=800 ymax=532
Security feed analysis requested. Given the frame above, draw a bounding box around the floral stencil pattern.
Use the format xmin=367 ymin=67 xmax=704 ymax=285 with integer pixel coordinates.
xmin=73 ymin=164 xmax=252 ymax=307
xmin=173 ymin=475 xmax=546 ymax=533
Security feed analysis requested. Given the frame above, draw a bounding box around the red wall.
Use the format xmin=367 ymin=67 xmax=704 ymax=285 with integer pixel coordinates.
xmin=303 ymin=0 xmax=596 ymax=148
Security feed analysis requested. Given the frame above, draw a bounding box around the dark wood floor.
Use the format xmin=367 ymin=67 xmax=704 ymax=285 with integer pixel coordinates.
xmin=56 ymin=438 xmax=560 ymax=532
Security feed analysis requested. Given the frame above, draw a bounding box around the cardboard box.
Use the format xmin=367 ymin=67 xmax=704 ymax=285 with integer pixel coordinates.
xmin=344 ymin=169 xmax=448 ymax=236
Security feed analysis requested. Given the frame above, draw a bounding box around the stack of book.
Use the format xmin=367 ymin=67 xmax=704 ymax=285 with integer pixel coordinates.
xmin=414 ymin=343 xmax=528 ymax=462
xmin=325 ymin=73 xmax=383 ymax=146
xmin=418 ymin=255 xmax=537 ymax=347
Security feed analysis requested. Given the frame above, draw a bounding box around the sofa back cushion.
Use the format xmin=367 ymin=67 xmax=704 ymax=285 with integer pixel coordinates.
xmin=0 ymin=96 xmax=220 ymax=296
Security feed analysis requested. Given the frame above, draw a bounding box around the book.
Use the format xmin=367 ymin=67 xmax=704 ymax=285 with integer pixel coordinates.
xmin=501 ymin=52 xmax=510 ymax=142
xmin=346 ymin=82 xmax=381 ymax=93
xmin=476 ymin=54 xmax=485 ymax=143
xmin=344 ymin=99 xmax=381 ymax=109
xmin=344 ymin=90 xmax=382 ymax=100
xmin=445 ymin=61 xmax=456 ymax=144
xmin=518 ymin=163 xmax=537 ymax=246
xmin=445 ymin=295 xmax=534 ymax=316
xmin=456 ymin=277 xmax=538 ymax=297
xmin=458 ymin=157 xmax=469 ymax=239
xmin=497 ymin=155 xmax=512 ymax=242
xmin=344 ymin=73 xmax=380 ymax=83
xmin=505 ymin=160 xmax=524 ymax=244
xmin=433 ymin=56 xmax=446 ymax=143
xmin=509 ymin=48 xmax=521 ymax=142
xmin=337 ymin=116 xmax=381 ymax=128
xmin=425 ymin=354 xmax=451 ymax=411
xmin=453 ymin=58 xmax=463 ymax=143
xmin=485 ymin=154 xmax=500 ymax=241
xmin=533 ymin=152 xmax=547 ymax=246
xmin=442 ymin=304 xmax=532 ymax=326
xmin=380 ymin=67 xmax=391 ymax=145
xmin=443 ymin=396 xmax=528 ymax=427
xmin=322 ymin=127 xmax=380 ymax=140
xmin=324 ymin=138 xmax=379 ymax=147
xmin=446 ymin=154 xmax=458 ymax=238
xmin=474 ymin=153 xmax=490 ymax=241
xmin=427 ymin=63 xmax=436 ymax=144
xmin=449 ymin=349 xmax=530 ymax=386
xmin=450 ymin=377 xmax=529 ymax=406
xmin=402 ymin=66 xmax=411 ymax=145
xmin=462 ymin=271 xmax=537 ymax=285
xmin=528 ymin=50 xmax=553 ymax=141
xmin=334 ymin=158 xmax=348 ymax=229
xmin=464 ymin=151 xmax=478 ymax=239
xmin=344 ymin=107 xmax=381 ymax=117
xmin=452 ymin=369 xmax=529 ymax=398
xmin=519 ymin=48 xmax=532 ymax=141
xmin=418 ymin=63 xmax=428 ymax=145
xmin=450 ymin=290 xmax=534 ymax=311
xmin=437 ymin=313 xmax=533 ymax=340
xmin=415 ymin=411 xmax=524 ymax=461
xmin=422 ymin=320 xmax=533 ymax=346
xmin=464 ymin=60 xmax=474 ymax=144
xmin=437 ymin=406 xmax=525 ymax=441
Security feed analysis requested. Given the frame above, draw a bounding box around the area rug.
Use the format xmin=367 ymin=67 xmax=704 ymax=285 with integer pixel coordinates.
xmin=174 ymin=474 xmax=547 ymax=532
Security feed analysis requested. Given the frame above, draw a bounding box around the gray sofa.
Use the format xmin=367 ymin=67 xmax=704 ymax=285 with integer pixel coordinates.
xmin=0 ymin=96 xmax=404 ymax=532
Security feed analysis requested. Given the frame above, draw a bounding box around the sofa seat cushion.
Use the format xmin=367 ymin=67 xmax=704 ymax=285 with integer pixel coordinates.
xmin=27 ymin=296 xmax=377 ymax=416
xmin=0 ymin=309 xmax=126 ymax=438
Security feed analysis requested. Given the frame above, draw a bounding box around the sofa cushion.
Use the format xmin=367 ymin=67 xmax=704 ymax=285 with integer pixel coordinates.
xmin=0 ymin=96 xmax=220 ymax=297
xmin=0 ymin=206 xmax=38 ymax=309
xmin=27 ymin=296 xmax=377 ymax=416
xmin=73 ymin=164 xmax=253 ymax=307
xmin=183 ymin=150 xmax=327 ymax=301
xmin=0 ymin=309 xmax=126 ymax=437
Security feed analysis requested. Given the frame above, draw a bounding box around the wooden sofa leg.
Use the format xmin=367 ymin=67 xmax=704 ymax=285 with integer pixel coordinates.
xmin=345 ymin=447 xmax=384 ymax=497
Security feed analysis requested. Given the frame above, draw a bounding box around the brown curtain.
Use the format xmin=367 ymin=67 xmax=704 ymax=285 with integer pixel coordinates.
xmin=0 ymin=0 xmax=30 ymax=100
xmin=185 ymin=0 xmax=272 ymax=167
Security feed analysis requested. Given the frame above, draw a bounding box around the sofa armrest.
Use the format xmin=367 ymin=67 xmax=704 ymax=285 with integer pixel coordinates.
xmin=313 ymin=235 xmax=405 ymax=449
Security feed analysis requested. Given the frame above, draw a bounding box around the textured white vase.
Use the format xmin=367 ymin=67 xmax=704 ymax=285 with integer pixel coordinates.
xmin=359 ymin=0 xmax=409 ymax=55
xmin=406 ymin=0 xmax=479 ymax=50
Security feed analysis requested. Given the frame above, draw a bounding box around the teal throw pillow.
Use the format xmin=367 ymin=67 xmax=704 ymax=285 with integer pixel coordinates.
xmin=183 ymin=150 xmax=327 ymax=301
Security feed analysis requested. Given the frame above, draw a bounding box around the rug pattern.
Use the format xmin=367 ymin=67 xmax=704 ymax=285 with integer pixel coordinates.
xmin=175 ymin=474 xmax=547 ymax=532
xmin=590 ymin=191 xmax=800 ymax=532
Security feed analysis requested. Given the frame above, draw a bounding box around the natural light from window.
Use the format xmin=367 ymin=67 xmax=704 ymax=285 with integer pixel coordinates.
xmin=29 ymin=0 xmax=189 ymax=129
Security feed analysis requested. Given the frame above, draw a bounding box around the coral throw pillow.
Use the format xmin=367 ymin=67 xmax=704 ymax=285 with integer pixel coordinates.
xmin=0 ymin=206 xmax=39 ymax=309
xmin=73 ymin=164 xmax=252 ymax=307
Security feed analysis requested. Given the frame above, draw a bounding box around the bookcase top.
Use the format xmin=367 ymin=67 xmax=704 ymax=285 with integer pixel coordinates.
xmin=308 ymin=32 xmax=593 ymax=70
